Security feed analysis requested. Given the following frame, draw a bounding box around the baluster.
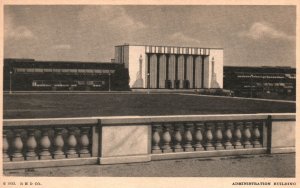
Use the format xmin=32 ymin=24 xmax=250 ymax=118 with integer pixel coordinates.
xmin=152 ymin=124 xmax=162 ymax=154
xmin=214 ymin=122 xmax=224 ymax=150
xmin=12 ymin=129 xmax=24 ymax=161
xmin=39 ymin=128 xmax=52 ymax=160
xmin=243 ymin=122 xmax=253 ymax=148
xmin=173 ymin=123 xmax=183 ymax=152
xmin=79 ymin=127 xmax=91 ymax=157
xmin=233 ymin=122 xmax=243 ymax=149
xmin=162 ymin=123 xmax=172 ymax=153
xmin=193 ymin=123 xmax=204 ymax=151
xmin=183 ymin=123 xmax=194 ymax=152
xmin=252 ymin=122 xmax=262 ymax=148
xmin=53 ymin=127 xmax=65 ymax=159
xmin=66 ymin=127 xmax=79 ymax=158
xmin=204 ymin=123 xmax=215 ymax=151
xmin=26 ymin=129 xmax=38 ymax=160
xmin=3 ymin=129 xmax=10 ymax=162
xmin=224 ymin=122 xmax=234 ymax=150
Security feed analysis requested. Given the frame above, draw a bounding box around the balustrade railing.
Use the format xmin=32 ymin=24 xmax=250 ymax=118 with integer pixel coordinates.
xmin=151 ymin=121 xmax=264 ymax=153
xmin=3 ymin=113 xmax=295 ymax=169
xmin=3 ymin=125 xmax=93 ymax=162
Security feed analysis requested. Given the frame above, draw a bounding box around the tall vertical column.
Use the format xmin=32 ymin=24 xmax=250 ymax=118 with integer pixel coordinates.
xmin=184 ymin=55 xmax=187 ymax=81
xmin=201 ymin=56 xmax=205 ymax=88
xmin=147 ymin=54 xmax=151 ymax=89
xmin=156 ymin=54 xmax=160 ymax=89
xmin=192 ymin=56 xmax=196 ymax=89
xmin=165 ymin=54 xmax=170 ymax=89
xmin=183 ymin=55 xmax=188 ymax=89
xmin=166 ymin=55 xmax=169 ymax=82
xmin=175 ymin=55 xmax=178 ymax=89
xmin=169 ymin=55 xmax=176 ymax=89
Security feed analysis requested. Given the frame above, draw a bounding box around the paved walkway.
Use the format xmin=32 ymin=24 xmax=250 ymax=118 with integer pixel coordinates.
xmin=5 ymin=153 xmax=295 ymax=177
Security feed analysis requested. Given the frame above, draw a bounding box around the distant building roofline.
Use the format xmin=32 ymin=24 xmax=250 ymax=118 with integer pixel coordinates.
xmin=115 ymin=43 xmax=223 ymax=50
xmin=4 ymin=58 xmax=117 ymax=65
xmin=4 ymin=58 xmax=35 ymax=62
xmin=224 ymin=65 xmax=294 ymax=69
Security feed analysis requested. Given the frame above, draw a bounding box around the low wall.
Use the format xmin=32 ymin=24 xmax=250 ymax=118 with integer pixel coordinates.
xmin=3 ymin=113 xmax=295 ymax=169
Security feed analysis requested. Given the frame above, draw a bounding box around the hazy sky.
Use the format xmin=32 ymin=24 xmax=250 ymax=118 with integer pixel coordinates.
xmin=4 ymin=5 xmax=296 ymax=67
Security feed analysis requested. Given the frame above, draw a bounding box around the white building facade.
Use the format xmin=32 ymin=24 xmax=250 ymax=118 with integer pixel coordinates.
xmin=114 ymin=44 xmax=223 ymax=89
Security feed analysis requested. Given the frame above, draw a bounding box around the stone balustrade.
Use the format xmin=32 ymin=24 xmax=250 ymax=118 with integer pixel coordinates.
xmin=3 ymin=126 xmax=93 ymax=162
xmin=3 ymin=113 xmax=295 ymax=169
xmin=151 ymin=121 xmax=263 ymax=153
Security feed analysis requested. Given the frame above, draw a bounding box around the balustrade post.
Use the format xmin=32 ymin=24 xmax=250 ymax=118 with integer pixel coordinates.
xmin=224 ymin=122 xmax=234 ymax=150
xmin=173 ymin=123 xmax=183 ymax=152
xmin=243 ymin=122 xmax=253 ymax=148
xmin=233 ymin=122 xmax=243 ymax=149
xmin=3 ymin=129 xmax=11 ymax=162
xmin=53 ymin=127 xmax=65 ymax=159
xmin=183 ymin=123 xmax=194 ymax=152
xmin=12 ymin=129 xmax=24 ymax=161
xmin=79 ymin=127 xmax=91 ymax=157
xmin=66 ymin=127 xmax=79 ymax=158
xmin=204 ymin=123 xmax=215 ymax=151
xmin=214 ymin=123 xmax=224 ymax=150
xmin=26 ymin=128 xmax=38 ymax=160
xmin=252 ymin=122 xmax=262 ymax=148
xmin=152 ymin=124 xmax=162 ymax=154
xmin=162 ymin=123 xmax=172 ymax=153
xmin=39 ymin=128 xmax=52 ymax=160
xmin=194 ymin=123 xmax=204 ymax=151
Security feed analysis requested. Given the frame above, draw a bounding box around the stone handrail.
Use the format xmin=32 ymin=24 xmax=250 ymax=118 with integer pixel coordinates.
xmin=3 ymin=113 xmax=295 ymax=169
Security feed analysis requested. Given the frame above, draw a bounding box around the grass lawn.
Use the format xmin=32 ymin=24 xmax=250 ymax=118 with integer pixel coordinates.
xmin=3 ymin=93 xmax=296 ymax=119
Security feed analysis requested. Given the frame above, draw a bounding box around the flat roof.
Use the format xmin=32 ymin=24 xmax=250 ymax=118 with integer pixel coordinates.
xmin=115 ymin=43 xmax=223 ymax=50
xmin=223 ymin=66 xmax=296 ymax=74
xmin=224 ymin=66 xmax=295 ymax=69
xmin=4 ymin=58 xmax=112 ymax=64
xmin=4 ymin=58 xmax=124 ymax=68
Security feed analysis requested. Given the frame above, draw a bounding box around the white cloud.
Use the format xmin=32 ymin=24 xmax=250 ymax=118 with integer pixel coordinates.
xmin=6 ymin=25 xmax=35 ymax=40
xmin=5 ymin=12 xmax=36 ymax=40
xmin=52 ymin=44 xmax=72 ymax=50
xmin=239 ymin=22 xmax=294 ymax=41
xmin=168 ymin=32 xmax=201 ymax=45
xmin=79 ymin=6 xmax=146 ymax=32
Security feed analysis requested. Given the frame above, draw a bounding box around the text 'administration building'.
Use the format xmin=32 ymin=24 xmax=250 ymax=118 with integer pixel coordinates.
xmin=115 ymin=44 xmax=224 ymax=89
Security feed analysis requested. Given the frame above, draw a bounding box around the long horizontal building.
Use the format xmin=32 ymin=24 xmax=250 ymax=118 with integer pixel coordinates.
xmin=223 ymin=66 xmax=296 ymax=97
xmin=3 ymin=58 xmax=129 ymax=91
xmin=115 ymin=44 xmax=224 ymax=89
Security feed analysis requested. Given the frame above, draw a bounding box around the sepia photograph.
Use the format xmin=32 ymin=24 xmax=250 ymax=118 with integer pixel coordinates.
xmin=1 ymin=1 xmax=298 ymax=187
